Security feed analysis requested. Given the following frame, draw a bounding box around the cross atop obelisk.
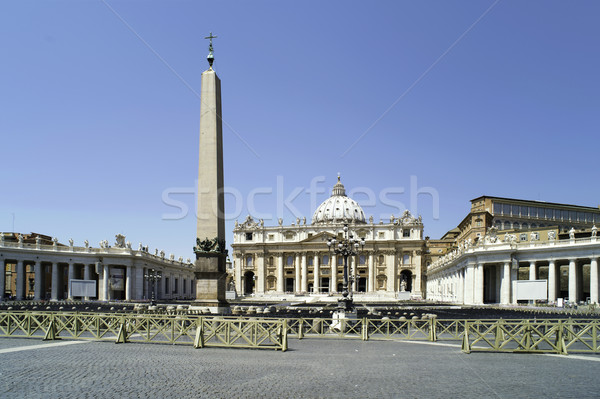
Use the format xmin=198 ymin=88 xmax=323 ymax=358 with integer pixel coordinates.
xmin=205 ymin=32 xmax=217 ymax=69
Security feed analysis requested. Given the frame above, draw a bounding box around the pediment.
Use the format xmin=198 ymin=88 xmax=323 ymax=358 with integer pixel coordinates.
xmin=300 ymin=231 xmax=335 ymax=244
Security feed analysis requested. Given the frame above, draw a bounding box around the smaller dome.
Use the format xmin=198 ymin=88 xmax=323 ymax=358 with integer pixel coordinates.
xmin=311 ymin=176 xmax=366 ymax=225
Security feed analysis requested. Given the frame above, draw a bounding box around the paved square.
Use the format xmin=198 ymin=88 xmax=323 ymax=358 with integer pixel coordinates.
xmin=1 ymin=337 xmax=599 ymax=398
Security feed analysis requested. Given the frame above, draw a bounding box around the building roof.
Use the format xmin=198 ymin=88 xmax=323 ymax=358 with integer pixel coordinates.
xmin=471 ymin=195 xmax=600 ymax=212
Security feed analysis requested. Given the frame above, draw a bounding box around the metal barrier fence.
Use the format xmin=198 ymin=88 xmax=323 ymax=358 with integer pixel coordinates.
xmin=2 ymin=311 xmax=600 ymax=355
xmin=0 ymin=311 xmax=287 ymax=351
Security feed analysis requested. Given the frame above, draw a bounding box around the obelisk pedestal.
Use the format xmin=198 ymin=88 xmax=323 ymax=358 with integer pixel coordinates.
xmin=191 ymin=36 xmax=229 ymax=314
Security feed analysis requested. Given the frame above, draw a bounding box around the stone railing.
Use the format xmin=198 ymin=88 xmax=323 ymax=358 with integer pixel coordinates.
xmin=0 ymin=240 xmax=194 ymax=269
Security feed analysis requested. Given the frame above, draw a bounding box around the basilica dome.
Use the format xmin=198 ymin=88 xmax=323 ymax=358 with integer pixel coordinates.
xmin=311 ymin=176 xmax=366 ymax=225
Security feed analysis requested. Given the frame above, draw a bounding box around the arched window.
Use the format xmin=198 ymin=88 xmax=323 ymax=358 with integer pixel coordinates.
xmin=322 ymin=255 xmax=329 ymax=265
xmin=268 ymin=256 xmax=274 ymax=267
xmin=338 ymin=257 xmax=343 ymax=266
xmin=403 ymin=254 xmax=410 ymax=265
xmin=513 ymin=222 xmax=520 ymax=230
xmin=307 ymin=257 xmax=313 ymax=266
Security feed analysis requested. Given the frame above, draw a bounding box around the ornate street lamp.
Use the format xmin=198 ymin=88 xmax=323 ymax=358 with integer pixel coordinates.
xmin=144 ymin=269 xmax=162 ymax=306
xmin=327 ymin=224 xmax=365 ymax=312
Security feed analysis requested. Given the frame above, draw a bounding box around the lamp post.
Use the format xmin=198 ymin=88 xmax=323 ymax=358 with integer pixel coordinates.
xmin=144 ymin=269 xmax=162 ymax=306
xmin=327 ymin=224 xmax=365 ymax=312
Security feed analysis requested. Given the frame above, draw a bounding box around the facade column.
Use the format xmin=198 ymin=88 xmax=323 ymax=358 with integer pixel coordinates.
xmin=51 ymin=263 xmax=59 ymax=301
xmin=256 ymin=254 xmax=265 ymax=295
xmin=83 ymin=264 xmax=91 ymax=300
xmin=102 ymin=264 xmax=109 ymax=301
xmin=568 ymin=258 xmax=577 ymax=303
xmin=367 ymin=252 xmax=374 ymax=293
xmin=386 ymin=253 xmax=396 ymax=293
xmin=548 ymin=260 xmax=557 ymax=303
xmin=510 ymin=260 xmax=518 ymax=304
xmin=501 ymin=262 xmax=511 ymax=305
xmin=475 ymin=263 xmax=484 ymax=304
xmin=529 ymin=261 xmax=536 ymax=280
xmin=67 ymin=263 xmax=75 ymax=300
xmin=125 ymin=265 xmax=132 ymax=301
xmin=331 ymin=254 xmax=337 ymax=292
xmin=16 ymin=260 xmax=25 ymax=300
xmin=34 ymin=261 xmax=43 ymax=301
xmin=301 ymin=253 xmax=308 ymax=293
xmin=590 ymin=257 xmax=599 ymax=305
xmin=294 ymin=254 xmax=301 ymax=293
xmin=313 ymin=254 xmax=319 ymax=293
xmin=0 ymin=261 xmax=5 ymax=302
xmin=277 ymin=254 xmax=284 ymax=293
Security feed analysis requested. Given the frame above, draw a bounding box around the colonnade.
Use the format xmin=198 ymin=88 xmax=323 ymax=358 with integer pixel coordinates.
xmin=428 ymin=252 xmax=600 ymax=305
xmin=0 ymin=253 xmax=196 ymax=302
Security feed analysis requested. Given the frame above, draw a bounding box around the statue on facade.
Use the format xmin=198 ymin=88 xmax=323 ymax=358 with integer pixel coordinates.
xmin=35 ymin=236 xmax=41 ymax=245
xmin=84 ymin=239 xmax=89 ymax=248
xmin=154 ymin=248 xmax=158 ymax=256
xmin=302 ymin=217 xmax=306 ymax=225
xmin=569 ymin=227 xmax=576 ymax=239
xmin=260 ymin=219 xmax=264 ymax=227
xmin=548 ymin=230 xmax=556 ymax=241
xmin=278 ymin=218 xmax=283 ymax=226
xmin=126 ymin=241 xmax=132 ymax=249
xmin=160 ymin=250 xmax=165 ymax=259
xmin=17 ymin=234 xmax=23 ymax=244
xmin=592 ymin=225 xmax=597 ymax=238
xmin=138 ymin=242 xmax=143 ymax=251
xmin=115 ymin=234 xmax=126 ymax=248
xmin=69 ymin=238 xmax=74 ymax=247
xmin=400 ymin=276 xmax=407 ymax=292
xmin=369 ymin=215 xmax=374 ymax=224
xmin=52 ymin=237 xmax=58 ymax=246
xmin=234 ymin=220 xmax=239 ymax=229
xmin=530 ymin=232 xmax=538 ymax=241
xmin=0 ymin=234 xmax=4 ymax=245
xmin=390 ymin=214 xmax=395 ymax=224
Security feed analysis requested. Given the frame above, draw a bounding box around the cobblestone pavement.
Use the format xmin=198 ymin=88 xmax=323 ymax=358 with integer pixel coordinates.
xmin=1 ymin=337 xmax=599 ymax=399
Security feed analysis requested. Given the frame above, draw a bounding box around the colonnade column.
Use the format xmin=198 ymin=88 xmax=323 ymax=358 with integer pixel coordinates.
xmin=51 ymin=263 xmax=59 ymax=301
xmin=510 ymin=260 xmax=518 ymax=304
xmin=34 ymin=261 xmax=43 ymax=301
xmin=464 ymin=263 xmax=475 ymax=304
xmin=16 ymin=260 xmax=25 ymax=300
xmin=475 ymin=263 xmax=484 ymax=305
xmin=548 ymin=260 xmax=557 ymax=303
xmin=256 ymin=254 xmax=265 ymax=294
xmin=458 ymin=269 xmax=464 ymax=304
xmin=83 ymin=264 xmax=91 ymax=300
xmin=0 ymin=262 xmax=5 ymax=302
xmin=125 ymin=265 xmax=132 ymax=301
xmin=568 ymin=258 xmax=577 ymax=303
xmin=590 ymin=257 xmax=598 ymax=305
xmin=367 ymin=253 xmax=374 ymax=293
xmin=301 ymin=254 xmax=308 ymax=293
xmin=67 ymin=263 xmax=75 ymax=300
xmin=529 ymin=261 xmax=536 ymax=280
xmin=277 ymin=254 xmax=284 ymax=293
xmin=331 ymin=255 xmax=337 ymax=292
xmin=102 ymin=264 xmax=109 ymax=301
xmin=501 ymin=262 xmax=511 ymax=305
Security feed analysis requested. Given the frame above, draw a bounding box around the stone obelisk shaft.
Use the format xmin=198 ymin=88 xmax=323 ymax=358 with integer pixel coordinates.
xmin=193 ymin=67 xmax=228 ymax=312
xmin=197 ymin=69 xmax=225 ymax=243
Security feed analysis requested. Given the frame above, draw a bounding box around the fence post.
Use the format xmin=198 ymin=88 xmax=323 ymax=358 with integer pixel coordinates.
xmin=298 ymin=319 xmax=304 ymax=340
xmin=116 ymin=321 xmax=128 ymax=344
xmin=43 ymin=314 xmax=57 ymax=341
xmin=193 ymin=317 xmax=205 ymax=349
xmin=429 ymin=318 xmax=437 ymax=342
xmin=361 ymin=318 xmax=369 ymax=341
xmin=462 ymin=321 xmax=470 ymax=353
xmin=281 ymin=319 xmax=288 ymax=352
xmin=494 ymin=319 xmax=504 ymax=350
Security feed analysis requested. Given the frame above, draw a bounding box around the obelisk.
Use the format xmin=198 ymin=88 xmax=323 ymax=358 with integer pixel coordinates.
xmin=192 ymin=32 xmax=229 ymax=313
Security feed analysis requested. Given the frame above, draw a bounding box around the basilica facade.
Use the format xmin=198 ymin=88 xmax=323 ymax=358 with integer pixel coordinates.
xmin=231 ymin=177 xmax=426 ymax=300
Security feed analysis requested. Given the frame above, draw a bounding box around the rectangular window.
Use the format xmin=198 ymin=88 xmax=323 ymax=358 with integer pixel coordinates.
xmin=403 ymin=254 xmax=410 ymax=264
xmin=493 ymin=203 xmax=502 ymax=215
xmin=569 ymin=211 xmax=576 ymax=221
xmin=268 ymin=234 xmax=274 ymax=241
xmin=245 ymin=232 xmax=253 ymax=241
xmin=308 ymin=257 xmax=313 ymax=266
xmin=403 ymin=230 xmax=410 ymax=238
xmin=503 ymin=204 xmax=511 ymax=215
xmin=519 ymin=233 xmax=527 ymax=242
xmin=521 ymin=206 xmax=529 ymax=217
xmin=512 ymin=205 xmax=519 ymax=216
xmin=174 ymin=279 xmax=178 ymax=294
xmin=378 ymin=232 xmax=385 ymax=239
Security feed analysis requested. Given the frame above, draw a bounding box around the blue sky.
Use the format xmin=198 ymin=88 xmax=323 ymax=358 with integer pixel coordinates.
xmin=1 ymin=0 xmax=599 ymax=259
